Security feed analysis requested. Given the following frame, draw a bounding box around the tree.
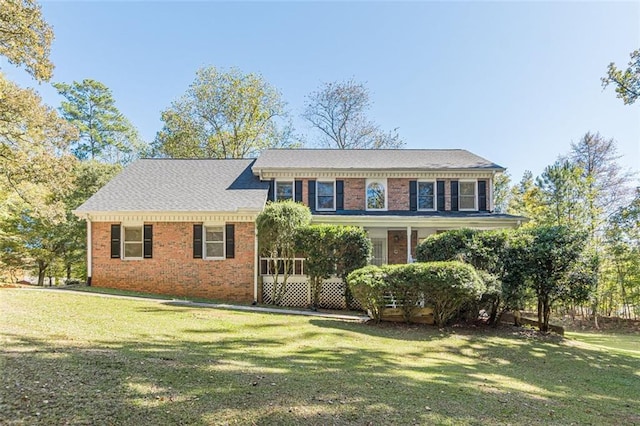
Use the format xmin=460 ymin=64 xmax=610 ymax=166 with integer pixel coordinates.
xmin=493 ymin=172 xmax=511 ymax=213
xmin=507 ymin=170 xmax=544 ymax=224
xmin=256 ymin=201 xmax=311 ymax=305
xmin=507 ymin=226 xmax=588 ymax=332
xmin=536 ymin=160 xmax=589 ymax=230
xmin=54 ymin=79 xmax=146 ymax=164
xmin=0 ymin=0 xmax=54 ymax=82
xmin=296 ymin=225 xmax=339 ymax=309
xmin=302 ymin=79 xmax=404 ymax=149
xmin=154 ymin=66 xmax=297 ymax=159
xmin=334 ymin=226 xmax=371 ymax=308
xmin=0 ymin=73 xmax=77 ymax=211
xmin=602 ymin=49 xmax=640 ymax=105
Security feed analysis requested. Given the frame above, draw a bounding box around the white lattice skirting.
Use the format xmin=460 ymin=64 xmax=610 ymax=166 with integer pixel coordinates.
xmin=262 ymin=276 xmax=362 ymax=310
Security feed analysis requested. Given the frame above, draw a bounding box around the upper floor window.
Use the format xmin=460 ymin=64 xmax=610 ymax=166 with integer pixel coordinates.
xmin=459 ymin=180 xmax=477 ymax=210
xmin=275 ymin=181 xmax=294 ymax=201
xmin=205 ymin=226 xmax=224 ymax=259
xmin=417 ymin=181 xmax=436 ymax=211
xmin=123 ymin=226 xmax=143 ymax=258
xmin=366 ymin=179 xmax=387 ymax=210
xmin=316 ymin=181 xmax=335 ymax=211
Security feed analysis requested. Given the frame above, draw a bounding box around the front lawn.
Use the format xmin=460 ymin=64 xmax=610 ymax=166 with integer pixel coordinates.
xmin=1 ymin=289 xmax=638 ymax=425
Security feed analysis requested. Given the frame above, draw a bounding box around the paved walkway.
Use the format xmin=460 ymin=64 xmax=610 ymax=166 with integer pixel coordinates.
xmin=21 ymin=287 xmax=370 ymax=322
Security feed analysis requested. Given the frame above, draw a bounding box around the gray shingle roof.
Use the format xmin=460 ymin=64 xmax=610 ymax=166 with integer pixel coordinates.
xmin=75 ymin=159 xmax=268 ymax=213
xmin=252 ymin=149 xmax=504 ymax=171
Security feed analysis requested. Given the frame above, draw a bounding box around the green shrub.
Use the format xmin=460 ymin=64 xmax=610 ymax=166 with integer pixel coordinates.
xmin=419 ymin=261 xmax=485 ymax=327
xmin=346 ymin=265 xmax=387 ymax=322
xmin=383 ymin=264 xmax=425 ymax=323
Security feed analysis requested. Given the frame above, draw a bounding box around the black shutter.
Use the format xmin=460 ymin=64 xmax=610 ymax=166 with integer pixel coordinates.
xmin=295 ymin=180 xmax=303 ymax=202
xmin=451 ymin=181 xmax=459 ymax=212
xmin=436 ymin=181 xmax=445 ymax=211
xmin=308 ymin=180 xmax=316 ymax=212
xmin=409 ymin=180 xmax=417 ymax=211
xmin=478 ymin=180 xmax=487 ymax=211
xmin=143 ymin=225 xmax=153 ymax=259
xmin=267 ymin=179 xmax=275 ymax=202
xmin=336 ymin=180 xmax=344 ymax=210
xmin=225 ymin=224 xmax=235 ymax=259
xmin=193 ymin=224 xmax=203 ymax=259
xmin=110 ymin=224 xmax=121 ymax=259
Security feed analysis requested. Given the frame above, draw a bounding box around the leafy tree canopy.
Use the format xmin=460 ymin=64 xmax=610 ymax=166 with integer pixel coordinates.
xmin=54 ymin=79 xmax=146 ymax=164
xmin=154 ymin=66 xmax=298 ymax=159
xmin=0 ymin=0 xmax=54 ymax=82
xmin=602 ymin=49 xmax=640 ymax=105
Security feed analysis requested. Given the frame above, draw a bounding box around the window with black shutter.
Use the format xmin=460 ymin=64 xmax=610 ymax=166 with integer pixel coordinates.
xmin=110 ymin=224 xmax=121 ymax=259
xmin=294 ymin=180 xmax=303 ymax=203
xmin=451 ymin=181 xmax=459 ymax=211
xmin=336 ymin=180 xmax=344 ymax=211
xmin=478 ymin=180 xmax=488 ymax=211
xmin=436 ymin=181 xmax=445 ymax=211
xmin=193 ymin=224 xmax=203 ymax=259
xmin=143 ymin=225 xmax=153 ymax=258
xmin=308 ymin=180 xmax=316 ymax=211
xmin=409 ymin=181 xmax=417 ymax=211
xmin=225 ymin=224 xmax=235 ymax=259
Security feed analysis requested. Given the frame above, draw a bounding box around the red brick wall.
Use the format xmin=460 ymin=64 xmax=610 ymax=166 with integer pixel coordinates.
xmin=388 ymin=178 xmax=410 ymax=211
xmin=344 ymin=178 xmax=365 ymax=210
xmin=91 ymin=221 xmax=255 ymax=302
xmin=387 ymin=230 xmax=419 ymax=264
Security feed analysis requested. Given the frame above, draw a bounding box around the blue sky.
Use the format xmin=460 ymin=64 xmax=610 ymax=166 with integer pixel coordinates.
xmin=3 ymin=1 xmax=639 ymax=183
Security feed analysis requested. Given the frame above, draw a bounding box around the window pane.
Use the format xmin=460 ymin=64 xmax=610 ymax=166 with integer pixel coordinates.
xmin=418 ymin=182 xmax=434 ymax=210
xmin=124 ymin=227 xmax=142 ymax=242
xmin=206 ymin=228 xmax=223 ymax=242
xmin=317 ymin=196 xmax=334 ymax=209
xmin=124 ymin=242 xmax=142 ymax=258
xmin=367 ymin=182 xmax=385 ymax=209
xmin=206 ymin=242 xmax=224 ymax=258
xmin=317 ymin=182 xmax=334 ymax=197
xmin=460 ymin=196 xmax=475 ymax=210
xmin=276 ymin=182 xmax=293 ymax=200
xmin=460 ymin=182 xmax=475 ymax=196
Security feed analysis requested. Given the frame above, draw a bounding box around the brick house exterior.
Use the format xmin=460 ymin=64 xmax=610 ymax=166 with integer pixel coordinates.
xmin=74 ymin=149 xmax=525 ymax=304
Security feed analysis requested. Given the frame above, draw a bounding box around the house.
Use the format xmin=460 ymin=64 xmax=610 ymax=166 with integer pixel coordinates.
xmin=73 ymin=149 xmax=525 ymax=306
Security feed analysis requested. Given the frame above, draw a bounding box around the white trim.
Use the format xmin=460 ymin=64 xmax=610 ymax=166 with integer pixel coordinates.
xmin=406 ymin=225 xmax=412 ymax=263
xmin=274 ymin=179 xmax=294 ymax=202
xmin=416 ymin=180 xmax=437 ymax=211
xmin=255 ymin=169 xmax=502 ymax=180
xmin=314 ymin=214 xmax=524 ymax=229
xmin=86 ymin=218 xmax=92 ymax=279
xmin=458 ymin=180 xmax=478 ymax=211
xmin=73 ymin=211 xmax=260 ymax=223
xmin=315 ymin=180 xmax=336 ymax=211
xmin=365 ymin=178 xmax=388 ymax=211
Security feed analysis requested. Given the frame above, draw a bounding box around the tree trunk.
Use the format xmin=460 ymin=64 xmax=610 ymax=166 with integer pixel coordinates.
xmin=66 ymin=262 xmax=72 ymax=280
xmin=537 ymin=298 xmax=543 ymax=331
xmin=37 ymin=261 xmax=47 ymax=286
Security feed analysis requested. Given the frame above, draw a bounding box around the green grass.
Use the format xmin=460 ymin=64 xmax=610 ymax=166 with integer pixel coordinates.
xmin=1 ymin=289 xmax=639 ymax=425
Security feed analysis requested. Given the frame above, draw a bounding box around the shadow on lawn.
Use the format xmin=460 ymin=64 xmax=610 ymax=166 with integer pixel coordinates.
xmin=2 ymin=319 xmax=639 ymax=425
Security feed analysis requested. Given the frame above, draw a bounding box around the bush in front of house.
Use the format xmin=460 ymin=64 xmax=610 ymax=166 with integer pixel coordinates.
xmin=346 ymin=265 xmax=388 ymax=322
xmin=347 ymin=261 xmax=485 ymax=327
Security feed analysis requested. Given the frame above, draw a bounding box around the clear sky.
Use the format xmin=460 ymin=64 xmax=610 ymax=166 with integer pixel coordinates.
xmin=3 ymin=1 xmax=639 ymax=184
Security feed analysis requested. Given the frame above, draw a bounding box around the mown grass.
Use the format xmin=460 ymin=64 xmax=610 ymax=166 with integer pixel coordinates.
xmin=1 ymin=289 xmax=639 ymax=425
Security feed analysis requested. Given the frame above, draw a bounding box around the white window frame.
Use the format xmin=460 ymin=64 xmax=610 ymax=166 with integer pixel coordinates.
xmin=204 ymin=225 xmax=225 ymax=260
xmin=122 ymin=225 xmax=143 ymax=260
xmin=459 ymin=180 xmax=478 ymax=211
xmin=315 ymin=180 xmax=336 ymax=211
xmin=366 ymin=178 xmax=387 ymax=211
xmin=417 ymin=180 xmax=437 ymax=211
xmin=275 ymin=180 xmax=294 ymax=202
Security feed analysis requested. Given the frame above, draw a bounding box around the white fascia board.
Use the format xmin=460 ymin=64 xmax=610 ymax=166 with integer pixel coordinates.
xmin=311 ymin=215 xmax=524 ymax=229
xmin=256 ymin=168 xmax=503 ymax=179
xmin=76 ymin=210 xmax=262 ymax=222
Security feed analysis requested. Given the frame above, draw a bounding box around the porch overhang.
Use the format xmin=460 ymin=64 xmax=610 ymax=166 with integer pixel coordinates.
xmin=311 ymin=213 xmax=526 ymax=229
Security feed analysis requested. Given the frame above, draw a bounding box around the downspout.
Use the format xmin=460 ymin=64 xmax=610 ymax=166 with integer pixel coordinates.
xmin=253 ymin=224 xmax=258 ymax=303
xmin=86 ymin=215 xmax=92 ymax=286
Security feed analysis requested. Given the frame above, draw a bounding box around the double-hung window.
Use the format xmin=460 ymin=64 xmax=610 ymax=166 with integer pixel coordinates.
xmin=275 ymin=181 xmax=294 ymax=201
xmin=459 ymin=180 xmax=477 ymax=210
xmin=316 ymin=181 xmax=335 ymax=211
xmin=417 ymin=181 xmax=436 ymax=211
xmin=366 ymin=179 xmax=387 ymax=210
xmin=123 ymin=226 xmax=143 ymax=258
xmin=205 ymin=226 xmax=224 ymax=259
